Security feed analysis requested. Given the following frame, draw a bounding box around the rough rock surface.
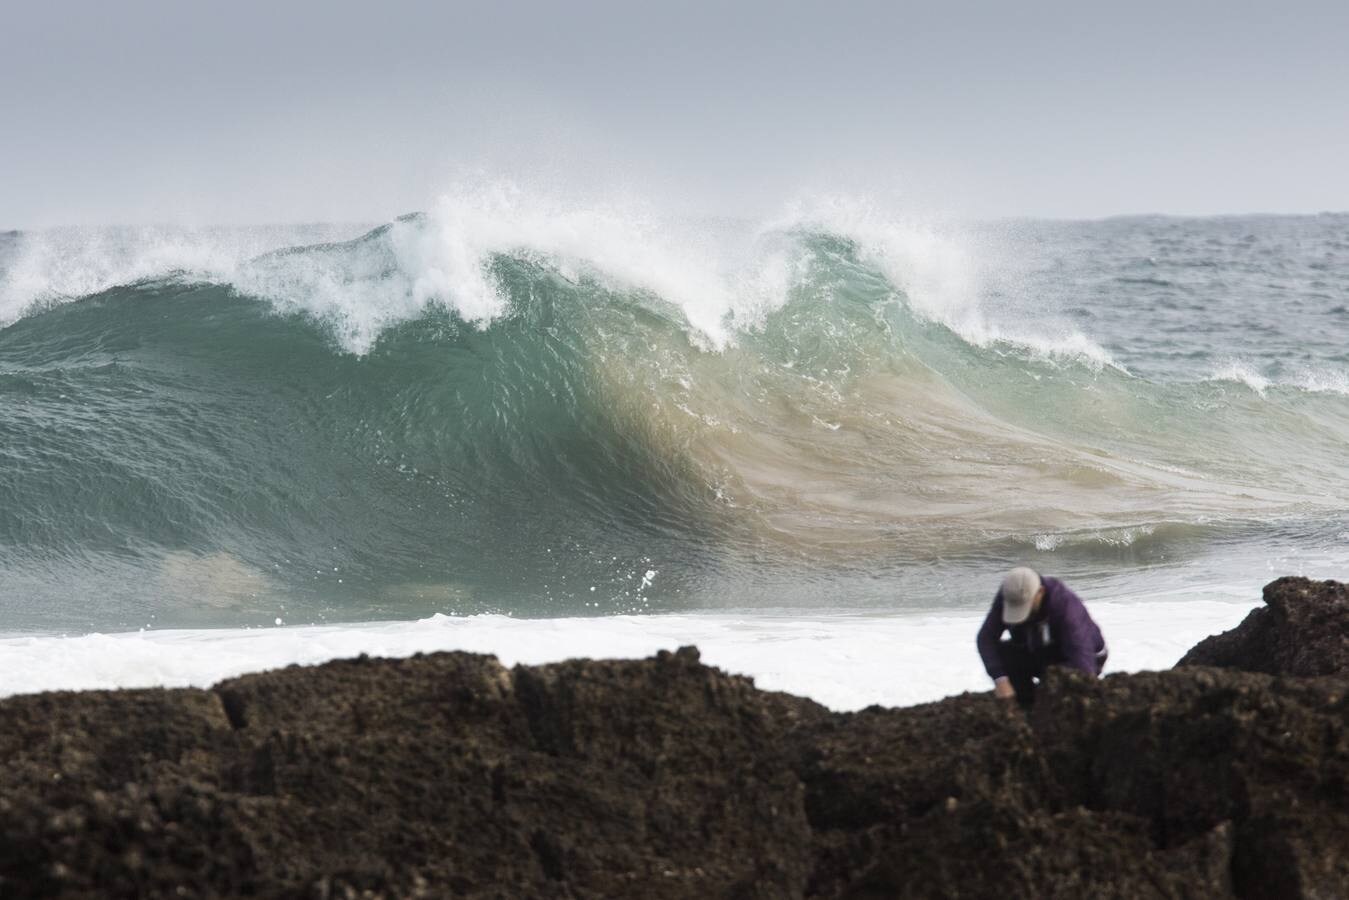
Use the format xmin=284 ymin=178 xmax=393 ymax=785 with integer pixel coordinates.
xmin=1178 ymin=576 xmax=1349 ymax=676
xmin=2 ymin=578 xmax=1346 ymax=899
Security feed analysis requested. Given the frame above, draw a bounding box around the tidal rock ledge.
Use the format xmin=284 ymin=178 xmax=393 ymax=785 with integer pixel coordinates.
xmin=1178 ymin=575 xmax=1349 ymax=676
xmin=1 ymin=578 xmax=1346 ymax=898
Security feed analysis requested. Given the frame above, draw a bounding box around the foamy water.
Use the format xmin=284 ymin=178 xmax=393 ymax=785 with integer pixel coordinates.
xmin=1 ymin=202 xmax=1346 ymax=647
xmin=0 ymin=597 xmax=1256 ymax=711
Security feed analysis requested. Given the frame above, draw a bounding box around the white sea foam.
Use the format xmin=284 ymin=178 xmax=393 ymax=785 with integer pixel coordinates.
xmin=0 ymin=188 xmax=807 ymax=354
xmin=366 ymin=185 xmax=798 ymax=352
xmin=0 ymin=224 xmax=364 ymax=327
xmin=0 ymin=598 xmax=1255 ymax=711
xmin=427 ymin=187 xmax=816 ymax=351
xmin=1 ymin=185 xmax=1110 ymax=362
xmin=772 ymin=194 xmax=1119 ymax=369
xmin=1208 ymin=360 xmax=1271 ymax=394
xmin=1206 ymin=361 xmax=1349 ymax=397
xmin=1292 ymin=367 xmax=1349 ymax=396
xmin=1032 ymin=525 xmax=1157 ymax=552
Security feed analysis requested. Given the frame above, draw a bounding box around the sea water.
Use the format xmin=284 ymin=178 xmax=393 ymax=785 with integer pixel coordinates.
xmin=2 ymin=189 xmax=1346 ymax=706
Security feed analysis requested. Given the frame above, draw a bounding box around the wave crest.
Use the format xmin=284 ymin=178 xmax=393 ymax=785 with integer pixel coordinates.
xmin=3 ymin=185 xmax=1115 ymax=365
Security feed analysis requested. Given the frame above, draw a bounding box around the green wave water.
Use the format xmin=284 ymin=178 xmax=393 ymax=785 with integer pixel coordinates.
xmin=2 ymin=207 xmax=1348 ymax=630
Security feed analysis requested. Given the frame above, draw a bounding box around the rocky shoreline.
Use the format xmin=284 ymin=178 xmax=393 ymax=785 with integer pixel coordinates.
xmin=2 ymin=577 xmax=1346 ymax=898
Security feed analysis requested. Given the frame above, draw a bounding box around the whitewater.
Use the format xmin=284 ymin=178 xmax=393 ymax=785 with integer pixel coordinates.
xmin=0 ymin=596 xmax=1258 ymax=710
xmin=2 ymin=187 xmax=1347 ymax=706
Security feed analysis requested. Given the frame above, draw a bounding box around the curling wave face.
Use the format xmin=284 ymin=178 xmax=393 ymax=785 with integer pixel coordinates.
xmin=2 ymin=199 xmax=1348 ymax=629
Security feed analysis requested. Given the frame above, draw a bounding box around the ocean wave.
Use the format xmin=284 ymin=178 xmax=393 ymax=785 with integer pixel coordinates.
xmin=1205 ymin=360 xmax=1349 ymax=396
xmin=0 ymin=223 xmax=365 ymax=327
xmin=2 ymin=186 xmax=1116 ymax=367
xmin=1291 ymin=368 xmax=1349 ymax=396
xmin=768 ymin=195 xmax=1120 ymax=369
xmin=1208 ymin=361 xmax=1272 ymax=394
xmin=4 ymin=199 xmax=1349 ymax=625
xmin=1031 ymin=526 xmax=1158 ymax=551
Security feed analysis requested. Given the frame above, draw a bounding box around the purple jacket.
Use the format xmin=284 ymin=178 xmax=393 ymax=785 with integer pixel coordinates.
xmin=977 ymin=575 xmax=1105 ymax=679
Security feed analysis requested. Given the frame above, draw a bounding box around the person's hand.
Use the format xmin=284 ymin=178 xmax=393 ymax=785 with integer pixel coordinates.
xmin=993 ymin=677 xmax=1016 ymax=700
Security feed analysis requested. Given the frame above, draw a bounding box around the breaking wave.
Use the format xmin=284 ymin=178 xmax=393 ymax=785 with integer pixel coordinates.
xmin=2 ymin=192 xmax=1348 ymax=627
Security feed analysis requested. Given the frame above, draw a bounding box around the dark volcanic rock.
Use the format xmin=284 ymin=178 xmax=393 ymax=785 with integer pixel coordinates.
xmin=1178 ymin=576 xmax=1349 ymax=676
xmin=2 ymin=579 xmax=1347 ymax=898
xmin=1032 ymin=667 xmax=1349 ymax=898
xmin=794 ymin=663 xmax=1348 ymax=899
xmin=1 ymin=647 xmax=821 ymax=899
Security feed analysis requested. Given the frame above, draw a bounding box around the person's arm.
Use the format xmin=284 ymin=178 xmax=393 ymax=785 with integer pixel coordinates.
xmin=977 ymin=593 xmax=1008 ymax=681
xmin=1053 ymin=585 xmax=1102 ymax=675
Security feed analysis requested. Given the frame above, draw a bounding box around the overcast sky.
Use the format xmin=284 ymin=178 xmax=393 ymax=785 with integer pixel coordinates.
xmin=3 ymin=0 xmax=1348 ymax=227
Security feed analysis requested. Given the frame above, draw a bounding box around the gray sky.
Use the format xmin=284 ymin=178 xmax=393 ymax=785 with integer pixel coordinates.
xmin=3 ymin=0 xmax=1348 ymax=227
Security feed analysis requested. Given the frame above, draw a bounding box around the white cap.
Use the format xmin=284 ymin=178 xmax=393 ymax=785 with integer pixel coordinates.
xmin=1001 ymin=567 xmax=1042 ymax=625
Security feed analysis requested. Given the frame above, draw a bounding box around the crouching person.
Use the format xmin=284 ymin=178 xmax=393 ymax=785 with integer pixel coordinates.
xmin=977 ymin=567 xmax=1107 ymax=705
